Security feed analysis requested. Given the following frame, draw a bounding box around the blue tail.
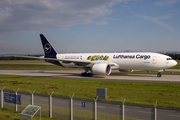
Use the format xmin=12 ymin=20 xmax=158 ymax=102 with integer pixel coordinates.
xmin=40 ymin=34 xmax=58 ymax=57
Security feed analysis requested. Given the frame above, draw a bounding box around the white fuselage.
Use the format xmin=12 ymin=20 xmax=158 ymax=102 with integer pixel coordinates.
xmin=56 ymin=52 xmax=177 ymax=71
xmin=17 ymin=34 xmax=178 ymax=76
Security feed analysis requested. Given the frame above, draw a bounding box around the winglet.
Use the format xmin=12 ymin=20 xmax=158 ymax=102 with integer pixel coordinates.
xmin=40 ymin=34 xmax=58 ymax=56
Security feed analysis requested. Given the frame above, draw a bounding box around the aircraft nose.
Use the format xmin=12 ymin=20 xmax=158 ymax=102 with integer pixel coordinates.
xmin=171 ymin=60 xmax=177 ymax=67
xmin=174 ymin=60 xmax=177 ymax=66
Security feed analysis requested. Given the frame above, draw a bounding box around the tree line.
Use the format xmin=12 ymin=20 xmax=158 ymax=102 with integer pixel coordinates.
xmin=167 ymin=54 xmax=180 ymax=60
xmin=0 ymin=55 xmax=41 ymax=60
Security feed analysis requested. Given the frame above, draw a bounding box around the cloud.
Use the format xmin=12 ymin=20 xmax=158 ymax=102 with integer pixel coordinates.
xmin=0 ymin=0 xmax=130 ymax=33
xmin=132 ymin=13 xmax=174 ymax=32
xmin=96 ymin=21 xmax=108 ymax=25
xmin=152 ymin=14 xmax=173 ymax=21
xmin=0 ymin=40 xmax=6 ymax=44
xmin=154 ymin=0 xmax=180 ymax=6
xmin=102 ymin=17 xmax=121 ymax=20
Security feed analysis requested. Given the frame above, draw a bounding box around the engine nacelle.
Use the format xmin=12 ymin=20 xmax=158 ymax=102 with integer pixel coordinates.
xmin=91 ymin=63 xmax=111 ymax=75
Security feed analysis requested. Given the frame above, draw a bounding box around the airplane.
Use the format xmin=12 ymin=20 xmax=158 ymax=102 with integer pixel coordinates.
xmin=16 ymin=34 xmax=177 ymax=77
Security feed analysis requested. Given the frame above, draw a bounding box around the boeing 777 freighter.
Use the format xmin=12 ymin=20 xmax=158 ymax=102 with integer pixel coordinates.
xmin=16 ymin=34 xmax=177 ymax=77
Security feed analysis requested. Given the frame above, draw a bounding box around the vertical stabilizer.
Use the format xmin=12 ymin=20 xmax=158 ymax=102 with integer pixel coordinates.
xmin=40 ymin=34 xmax=58 ymax=56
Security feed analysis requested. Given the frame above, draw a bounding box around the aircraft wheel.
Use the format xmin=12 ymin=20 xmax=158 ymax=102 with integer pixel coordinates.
xmin=81 ymin=72 xmax=85 ymax=76
xmin=88 ymin=73 xmax=93 ymax=77
xmin=81 ymin=72 xmax=93 ymax=77
xmin=157 ymin=72 xmax=161 ymax=77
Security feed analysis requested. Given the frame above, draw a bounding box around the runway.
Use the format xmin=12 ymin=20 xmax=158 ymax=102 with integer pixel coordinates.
xmin=0 ymin=70 xmax=180 ymax=83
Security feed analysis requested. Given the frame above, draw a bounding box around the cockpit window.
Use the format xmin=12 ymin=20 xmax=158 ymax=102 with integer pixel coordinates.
xmin=166 ymin=58 xmax=173 ymax=60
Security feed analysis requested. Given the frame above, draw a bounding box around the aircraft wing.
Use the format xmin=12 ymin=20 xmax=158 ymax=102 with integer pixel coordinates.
xmin=14 ymin=56 xmax=117 ymax=67
xmin=15 ymin=56 xmax=61 ymax=61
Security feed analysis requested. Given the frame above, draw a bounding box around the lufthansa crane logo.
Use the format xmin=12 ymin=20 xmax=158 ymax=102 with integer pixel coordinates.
xmin=44 ymin=44 xmax=51 ymax=54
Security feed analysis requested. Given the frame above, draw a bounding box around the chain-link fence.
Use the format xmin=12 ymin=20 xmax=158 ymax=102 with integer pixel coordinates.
xmin=1 ymin=90 xmax=180 ymax=120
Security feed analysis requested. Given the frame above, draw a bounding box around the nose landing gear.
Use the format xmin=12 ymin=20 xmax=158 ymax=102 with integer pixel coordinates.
xmin=81 ymin=72 xmax=93 ymax=77
xmin=157 ymin=69 xmax=164 ymax=77
xmin=157 ymin=72 xmax=161 ymax=77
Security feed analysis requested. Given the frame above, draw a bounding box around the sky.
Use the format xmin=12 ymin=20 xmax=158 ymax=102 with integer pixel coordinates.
xmin=0 ymin=0 xmax=180 ymax=55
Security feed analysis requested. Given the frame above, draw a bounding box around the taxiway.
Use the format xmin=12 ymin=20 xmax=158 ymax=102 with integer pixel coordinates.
xmin=0 ymin=70 xmax=180 ymax=83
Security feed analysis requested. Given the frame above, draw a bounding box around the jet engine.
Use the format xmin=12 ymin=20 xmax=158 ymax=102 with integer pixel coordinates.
xmin=91 ymin=63 xmax=111 ymax=75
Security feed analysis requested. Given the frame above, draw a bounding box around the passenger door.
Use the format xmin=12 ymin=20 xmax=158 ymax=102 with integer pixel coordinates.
xmin=152 ymin=56 xmax=157 ymax=64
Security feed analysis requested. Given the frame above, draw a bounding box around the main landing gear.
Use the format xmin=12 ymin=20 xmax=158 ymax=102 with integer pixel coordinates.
xmin=81 ymin=72 xmax=93 ymax=77
xmin=81 ymin=68 xmax=93 ymax=77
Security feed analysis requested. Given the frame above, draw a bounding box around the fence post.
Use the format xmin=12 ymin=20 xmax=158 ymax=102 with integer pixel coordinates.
xmin=40 ymin=107 xmax=41 ymax=120
xmin=13 ymin=88 xmax=19 ymax=111
xmin=69 ymin=93 xmax=75 ymax=120
xmin=121 ymin=98 xmax=126 ymax=120
xmin=0 ymin=86 xmax=5 ymax=108
xmin=47 ymin=91 xmax=54 ymax=118
xmin=29 ymin=89 xmax=36 ymax=105
xmin=154 ymin=101 xmax=157 ymax=120
xmin=93 ymin=95 xmax=99 ymax=120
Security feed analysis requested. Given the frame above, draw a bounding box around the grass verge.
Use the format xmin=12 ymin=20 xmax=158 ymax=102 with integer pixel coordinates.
xmin=0 ymin=76 xmax=180 ymax=109
xmin=0 ymin=107 xmax=60 ymax=120
xmin=1 ymin=102 xmax=138 ymax=120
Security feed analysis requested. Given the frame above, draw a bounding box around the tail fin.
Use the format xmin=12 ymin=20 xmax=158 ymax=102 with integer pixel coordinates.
xmin=40 ymin=34 xmax=58 ymax=56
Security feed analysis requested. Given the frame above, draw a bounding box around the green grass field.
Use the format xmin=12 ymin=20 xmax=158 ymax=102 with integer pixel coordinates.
xmin=1 ymin=76 xmax=180 ymax=110
xmin=1 ymin=102 xmax=138 ymax=120
xmin=0 ymin=108 xmax=61 ymax=120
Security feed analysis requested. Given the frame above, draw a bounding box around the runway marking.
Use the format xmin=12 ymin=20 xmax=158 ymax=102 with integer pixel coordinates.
xmin=97 ymin=106 xmax=106 ymax=108
xmin=138 ymin=111 xmax=152 ymax=114
xmin=41 ymin=99 xmax=48 ymax=101
xmin=159 ymin=109 xmax=177 ymax=113
xmin=115 ymin=108 xmax=128 ymax=111
xmin=1 ymin=70 xmax=180 ymax=83
xmin=57 ymin=101 xmax=67 ymax=103
xmin=126 ymin=106 xmax=152 ymax=110
xmin=169 ymin=114 xmax=180 ymax=117
xmin=75 ymin=103 xmax=82 ymax=106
